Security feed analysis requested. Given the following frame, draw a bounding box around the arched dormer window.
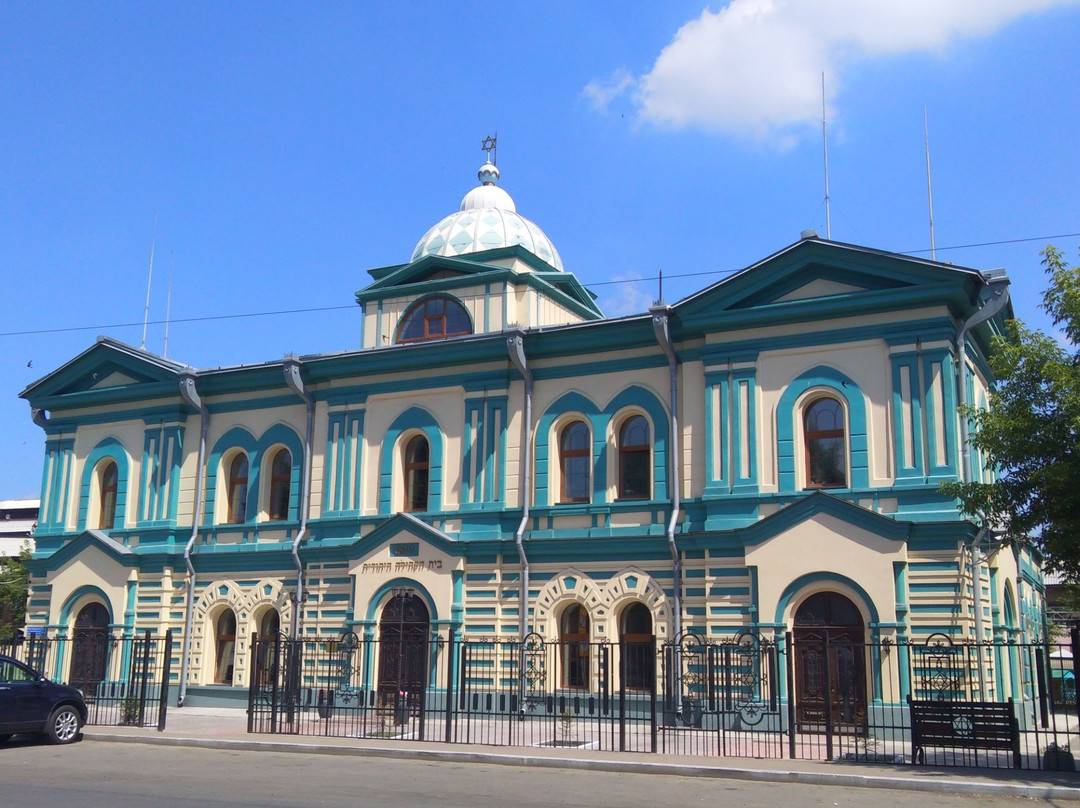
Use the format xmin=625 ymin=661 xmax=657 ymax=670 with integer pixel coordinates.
xmin=227 ymin=453 xmax=249 ymax=524
xmin=804 ymin=397 xmax=846 ymax=488
xmin=98 ymin=461 xmax=118 ymax=530
xmin=617 ymin=415 xmax=651 ymax=500
xmin=396 ymin=296 xmax=472 ymax=343
xmin=403 ymin=435 xmax=430 ymax=512
xmin=267 ymin=448 xmax=292 ymax=521
xmin=559 ymin=421 xmax=590 ymax=503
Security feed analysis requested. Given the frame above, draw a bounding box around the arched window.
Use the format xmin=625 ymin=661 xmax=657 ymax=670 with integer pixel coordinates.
xmin=267 ymin=448 xmax=292 ymax=521
xmin=804 ymin=398 xmax=847 ymax=488
xmin=620 ymin=602 xmax=654 ymax=690
xmin=396 ymin=296 xmax=472 ymax=343
xmin=226 ymin=454 xmax=249 ymax=524
xmin=255 ymin=609 xmax=280 ymax=687
xmin=214 ymin=609 xmax=237 ymax=684
xmin=98 ymin=461 xmax=118 ymax=530
xmin=559 ymin=421 xmax=590 ymax=503
xmin=560 ymin=603 xmax=590 ymax=689
xmin=617 ymin=415 xmax=651 ymax=500
xmin=403 ymin=435 xmax=430 ymax=512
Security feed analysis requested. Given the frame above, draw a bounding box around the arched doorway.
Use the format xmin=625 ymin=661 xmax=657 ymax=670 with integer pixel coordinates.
xmin=793 ymin=591 xmax=867 ymax=733
xmin=69 ymin=602 xmax=110 ymax=697
xmin=377 ymin=590 xmax=430 ymax=719
xmin=559 ymin=603 xmax=590 ymax=689
xmin=620 ymin=602 xmax=654 ymax=690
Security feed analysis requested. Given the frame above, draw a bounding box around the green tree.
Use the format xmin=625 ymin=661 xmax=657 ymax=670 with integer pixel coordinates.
xmin=0 ymin=547 xmax=31 ymax=637
xmin=943 ymin=247 xmax=1080 ymax=580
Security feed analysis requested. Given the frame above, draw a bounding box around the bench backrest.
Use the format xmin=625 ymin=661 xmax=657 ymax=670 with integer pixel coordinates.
xmin=908 ymin=698 xmax=1018 ymax=748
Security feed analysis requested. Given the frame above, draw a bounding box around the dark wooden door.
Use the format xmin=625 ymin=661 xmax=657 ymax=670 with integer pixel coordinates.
xmin=794 ymin=592 xmax=867 ymax=733
xmin=69 ymin=602 xmax=110 ymax=698
xmin=378 ymin=593 xmax=429 ymax=715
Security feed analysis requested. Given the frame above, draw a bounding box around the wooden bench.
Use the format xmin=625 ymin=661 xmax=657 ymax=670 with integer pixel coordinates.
xmin=908 ymin=697 xmax=1021 ymax=768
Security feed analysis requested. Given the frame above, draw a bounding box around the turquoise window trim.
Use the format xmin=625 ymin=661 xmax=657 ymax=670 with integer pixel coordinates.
xmin=890 ymin=356 xmax=925 ymax=482
xmin=77 ymin=437 xmax=131 ymax=532
xmin=922 ymin=350 xmax=958 ymax=479
xmin=484 ymin=398 xmax=508 ymax=503
xmin=364 ymin=577 xmax=439 ymax=622
xmin=58 ymin=584 xmax=114 ymax=627
xmin=776 ymin=366 xmax=868 ymax=493
xmin=206 ymin=424 xmax=303 ymax=526
xmin=605 ymin=386 xmax=670 ymax=501
xmin=535 ymin=392 xmax=602 ymax=508
xmin=260 ymin=424 xmax=306 ymax=522
xmin=730 ymin=369 xmax=758 ymax=492
xmin=40 ymin=438 xmax=74 ymax=530
xmin=378 ymin=407 xmax=444 ymax=515
xmin=774 ymin=572 xmax=881 ymax=627
xmin=394 ymin=292 xmax=475 ymax=344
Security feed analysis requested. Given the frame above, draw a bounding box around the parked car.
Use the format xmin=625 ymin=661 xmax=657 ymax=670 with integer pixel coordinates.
xmin=0 ymin=654 xmax=87 ymax=745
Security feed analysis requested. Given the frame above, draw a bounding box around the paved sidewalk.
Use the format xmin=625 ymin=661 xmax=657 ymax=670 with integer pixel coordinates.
xmin=83 ymin=707 xmax=1080 ymax=801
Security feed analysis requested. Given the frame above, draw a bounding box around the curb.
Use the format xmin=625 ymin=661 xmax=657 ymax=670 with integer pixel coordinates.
xmin=85 ymin=732 xmax=1080 ymax=801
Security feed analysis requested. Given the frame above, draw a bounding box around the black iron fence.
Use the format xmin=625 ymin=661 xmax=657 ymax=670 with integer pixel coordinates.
xmin=249 ymin=628 xmax=1080 ymax=770
xmin=1 ymin=629 xmax=173 ymax=730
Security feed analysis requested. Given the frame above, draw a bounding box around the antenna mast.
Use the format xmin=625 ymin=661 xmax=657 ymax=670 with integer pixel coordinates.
xmin=821 ymin=73 xmax=831 ymax=240
xmin=141 ymin=213 xmax=157 ymax=350
xmin=163 ymin=251 xmax=174 ymax=359
xmin=924 ymin=105 xmax=937 ymax=261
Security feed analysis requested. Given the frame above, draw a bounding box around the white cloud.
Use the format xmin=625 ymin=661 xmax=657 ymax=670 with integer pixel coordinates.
xmin=583 ymin=68 xmax=636 ymax=111
xmin=598 ymin=0 xmax=1075 ymax=142
xmin=601 ymin=273 xmax=658 ymax=317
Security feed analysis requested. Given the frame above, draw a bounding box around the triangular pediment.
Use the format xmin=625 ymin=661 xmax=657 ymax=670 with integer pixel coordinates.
xmin=741 ymin=491 xmax=912 ymax=546
xmin=21 ymin=337 xmax=186 ymax=408
xmin=346 ymin=512 xmax=463 ymax=559
xmin=674 ymin=238 xmax=989 ymax=329
xmin=35 ymin=529 xmax=135 ymax=572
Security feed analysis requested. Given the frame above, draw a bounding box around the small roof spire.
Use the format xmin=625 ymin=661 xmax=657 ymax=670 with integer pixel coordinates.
xmin=481 ymin=134 xmax=497 ymax=165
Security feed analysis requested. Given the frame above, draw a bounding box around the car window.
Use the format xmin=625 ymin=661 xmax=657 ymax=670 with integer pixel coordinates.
xmin=0 ymin=659 xmax=37 ymax=684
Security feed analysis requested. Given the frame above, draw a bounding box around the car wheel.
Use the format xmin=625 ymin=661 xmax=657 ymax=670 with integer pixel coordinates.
xmin=0 ymin=733 xmax=12 ymax=744
xmin=45 ymin=705 xmax=82 ymax=745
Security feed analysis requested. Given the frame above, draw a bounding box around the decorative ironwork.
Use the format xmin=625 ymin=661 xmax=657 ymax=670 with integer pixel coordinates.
xmin=917 ymin=633 xmax=965 ymax=700
xmin=521 ymin=632 xmax=547 ymax=713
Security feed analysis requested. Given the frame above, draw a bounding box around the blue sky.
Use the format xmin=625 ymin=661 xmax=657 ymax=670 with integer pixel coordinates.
xmin=2 ymin=1 xmax=1079 ymax=498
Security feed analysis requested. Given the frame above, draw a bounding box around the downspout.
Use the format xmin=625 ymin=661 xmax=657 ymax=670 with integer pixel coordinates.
xmin=283 ymin=355 xmax=315 ymax=638
xmin=650 ymin=305 xmax=682 ymax=644
xmin=956 ymin=277 xmax=1010 ymax=697
xmin=508 ymin=332 xmax=533 ymax=719
xmin=178 ymin=371 xmax=208 ymax=707
xmin=507 ymin=332 xmax=532 ymax=642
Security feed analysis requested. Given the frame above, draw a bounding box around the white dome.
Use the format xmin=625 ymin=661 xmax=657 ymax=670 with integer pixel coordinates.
xmin=411 ymin=162 xmax=563 ymax=271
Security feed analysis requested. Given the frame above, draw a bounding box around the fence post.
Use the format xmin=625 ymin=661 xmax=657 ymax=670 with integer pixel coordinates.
xmin=618 ymin=638 xmax=626 ymax=752
xmin=138 ymin=629 xmax=152 ymax=726
xmin=247 ymin=635 xmax=259 ymax=734
xmin=823 ymin=633 xmax=834 ymax=761
xmin=650 ymin=636 xmax=658 ymax=753
xmin=785 ymin=631 xmax=796 ymax=759
xmin=158 ymin=629 xmax=172 ymax=731
xmin=444 ymin=632 xmax=456 ymax=744
xmin=1071 ymin=626 xmax=1080 ymax=730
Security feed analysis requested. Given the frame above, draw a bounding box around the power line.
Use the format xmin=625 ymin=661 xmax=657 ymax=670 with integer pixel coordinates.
xmin=5 ymin=231 xmax=1080 ymax=339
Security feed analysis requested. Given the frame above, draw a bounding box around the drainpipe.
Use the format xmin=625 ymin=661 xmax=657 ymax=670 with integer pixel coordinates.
xmin=507 ymin=332 xmax=533 ymax=641
xmin=178 ymin=371 xmax=209 ymax=707
xmin=956 ymin=277 xmax=1010 ymax=697
xmin=31 ymin=408 xmax=49 ymax=429
xmin=283 ymin=355 xmax=315 ymax=638
xmin=507 ymin=332 xmax=533 ymax=718
xmin=650 ymin=305 xmax=682 ymax=644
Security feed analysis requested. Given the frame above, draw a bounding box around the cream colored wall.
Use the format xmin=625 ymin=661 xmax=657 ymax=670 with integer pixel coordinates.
xmin=747 ymin=511 xmax=904 ymax=632
xmin=46 ymin=544 xmax=132 ymax=628
xmin=756 ymin=339 xmax=894 ymax=492
xmin=69 ymin=421 xmax=147 ymax=531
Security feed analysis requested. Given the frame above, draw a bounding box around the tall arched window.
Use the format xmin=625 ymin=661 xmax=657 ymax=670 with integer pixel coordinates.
xmin=617 ymin=415 xmax=651 ymax=499
xmin=98 ymin=461 xmax=118 ymax=530
xmin=559 ymin=421 xmax=590 ymax=503
xmin=403 ymin=435 xmax=430 ymax=512
xmin=268 ymin=448 xmax=292 ymax=521
xmin=804 ymin=397 xmax=846 ymax=488
xmin=214 ymin=609 xmax=237 ymax=684
xmin=227 ymin=454 xmax=249 ymax=524
xmin=560 ymin=603 xmax=590 ymax=689
xmin=396 ymin=296 xmax=472 ymax=343
xmin=620 ymin=602 xmax=654 ymax=690
xmin=255 ymin=609 xmax=280 ymax=687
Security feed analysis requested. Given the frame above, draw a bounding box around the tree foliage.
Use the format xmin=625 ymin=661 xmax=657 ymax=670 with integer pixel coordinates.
xmin=0 ymin=548 xmax=31 ymax=637
xmin=943 ymin=247 xmax=1080 ymax=580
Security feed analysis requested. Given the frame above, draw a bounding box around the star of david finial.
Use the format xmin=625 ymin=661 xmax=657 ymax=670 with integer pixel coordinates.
xmin=481 ymin=134 xmax=497 ymax=165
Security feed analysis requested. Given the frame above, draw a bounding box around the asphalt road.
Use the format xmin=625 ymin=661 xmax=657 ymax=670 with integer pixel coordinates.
xmin=0 ymin=737 xmax=1051 ymax=808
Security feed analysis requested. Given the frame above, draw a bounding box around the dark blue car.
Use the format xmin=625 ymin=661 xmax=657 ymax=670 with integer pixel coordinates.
xmin=0 ymin=654 xmax=87 ymax=744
